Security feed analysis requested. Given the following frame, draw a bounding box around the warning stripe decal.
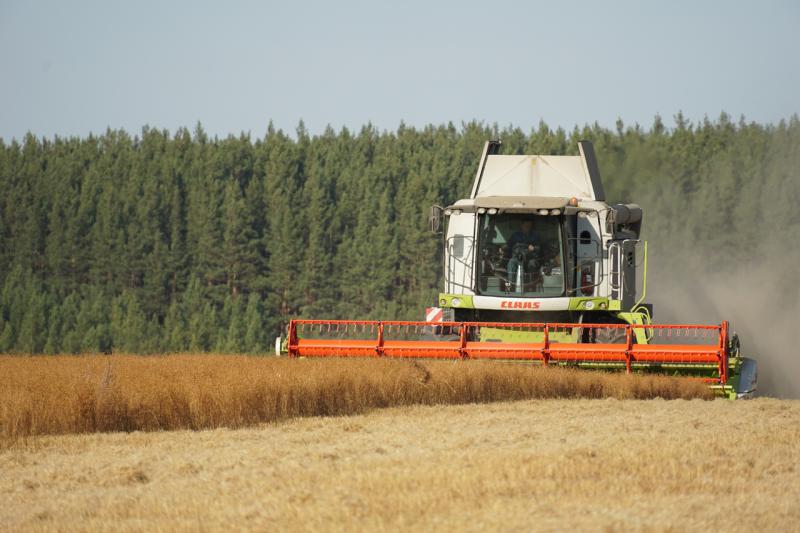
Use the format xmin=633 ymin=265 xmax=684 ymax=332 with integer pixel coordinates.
xmin=425 ymin=307 xmax=444 ymax=322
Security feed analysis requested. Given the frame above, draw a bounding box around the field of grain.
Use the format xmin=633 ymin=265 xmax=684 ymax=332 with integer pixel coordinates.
xmin=2 ymin=397 xmax=799 ymax=531
xmin=0 ymin=355 xmax=713 ymax=444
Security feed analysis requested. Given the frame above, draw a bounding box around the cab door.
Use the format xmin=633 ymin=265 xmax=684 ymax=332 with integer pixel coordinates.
xmin=444 ymin=212 xmax=476 ymax=294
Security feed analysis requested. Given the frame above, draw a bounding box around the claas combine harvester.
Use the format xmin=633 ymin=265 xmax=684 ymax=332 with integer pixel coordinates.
xmin=277 ymin=140 xmax=758 ymax=398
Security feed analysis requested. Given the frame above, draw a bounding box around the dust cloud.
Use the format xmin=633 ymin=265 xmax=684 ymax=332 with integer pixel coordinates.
xmin=649 ymin=261 xmax=800 ymax=399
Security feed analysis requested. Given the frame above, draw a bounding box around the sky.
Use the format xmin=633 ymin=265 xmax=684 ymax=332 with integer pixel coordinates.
xmin=0 ymin=0 xmax=798 ymax=141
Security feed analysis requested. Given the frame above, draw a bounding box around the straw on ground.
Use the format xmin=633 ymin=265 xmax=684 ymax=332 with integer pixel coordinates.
xmin=2 ymin=397 xmax=798 ymax=531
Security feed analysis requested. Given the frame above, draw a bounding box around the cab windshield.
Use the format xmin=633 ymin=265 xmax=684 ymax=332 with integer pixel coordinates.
xmin=477 ymin=213 xmax=565 ymax=297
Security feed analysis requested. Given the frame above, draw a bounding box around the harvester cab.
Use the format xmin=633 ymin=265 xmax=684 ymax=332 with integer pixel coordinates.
xmin=280 ymin=141 xmax=758 ymax=399
xmin=432 ymin=140 xmax=650 ymax=341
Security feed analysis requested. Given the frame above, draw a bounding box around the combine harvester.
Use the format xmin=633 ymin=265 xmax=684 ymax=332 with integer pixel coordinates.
xmin=278 ymin=141 xmax=757 ymax=398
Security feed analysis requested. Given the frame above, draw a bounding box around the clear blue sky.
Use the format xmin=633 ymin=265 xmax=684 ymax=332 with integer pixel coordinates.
xmin=1 ymin=0 xmax=798 ymax=141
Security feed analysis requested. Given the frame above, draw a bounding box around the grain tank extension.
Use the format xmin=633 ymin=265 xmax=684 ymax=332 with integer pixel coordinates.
xmin=280 ymin=141 xmax=757 ymax=398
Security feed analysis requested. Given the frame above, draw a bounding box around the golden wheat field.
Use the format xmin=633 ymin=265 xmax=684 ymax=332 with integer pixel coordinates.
xmin=2 ymin=355 xmax=799 ymax=532
xmin=0 ymin=355 xmax=713 ymax=443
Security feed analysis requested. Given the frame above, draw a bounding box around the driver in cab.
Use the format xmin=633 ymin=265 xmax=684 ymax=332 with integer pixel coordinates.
xmin=506 ymin=219 xmax=539 ymax=287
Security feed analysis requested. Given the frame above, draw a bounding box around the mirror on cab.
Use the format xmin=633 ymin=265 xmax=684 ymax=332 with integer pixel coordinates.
xmin=428 ymin=205 xmax=443 ymax=234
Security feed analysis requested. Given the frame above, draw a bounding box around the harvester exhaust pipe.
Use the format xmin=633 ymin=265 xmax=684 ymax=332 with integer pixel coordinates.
xmin=469 ymin=140 xmax=502 ymax=199
xmin=578 ymin=140 xmax=606 ymax=202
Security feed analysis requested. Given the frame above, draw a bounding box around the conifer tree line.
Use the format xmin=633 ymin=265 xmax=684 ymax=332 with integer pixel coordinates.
xmin=1 ymin=114 xmax=798 ymax=353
